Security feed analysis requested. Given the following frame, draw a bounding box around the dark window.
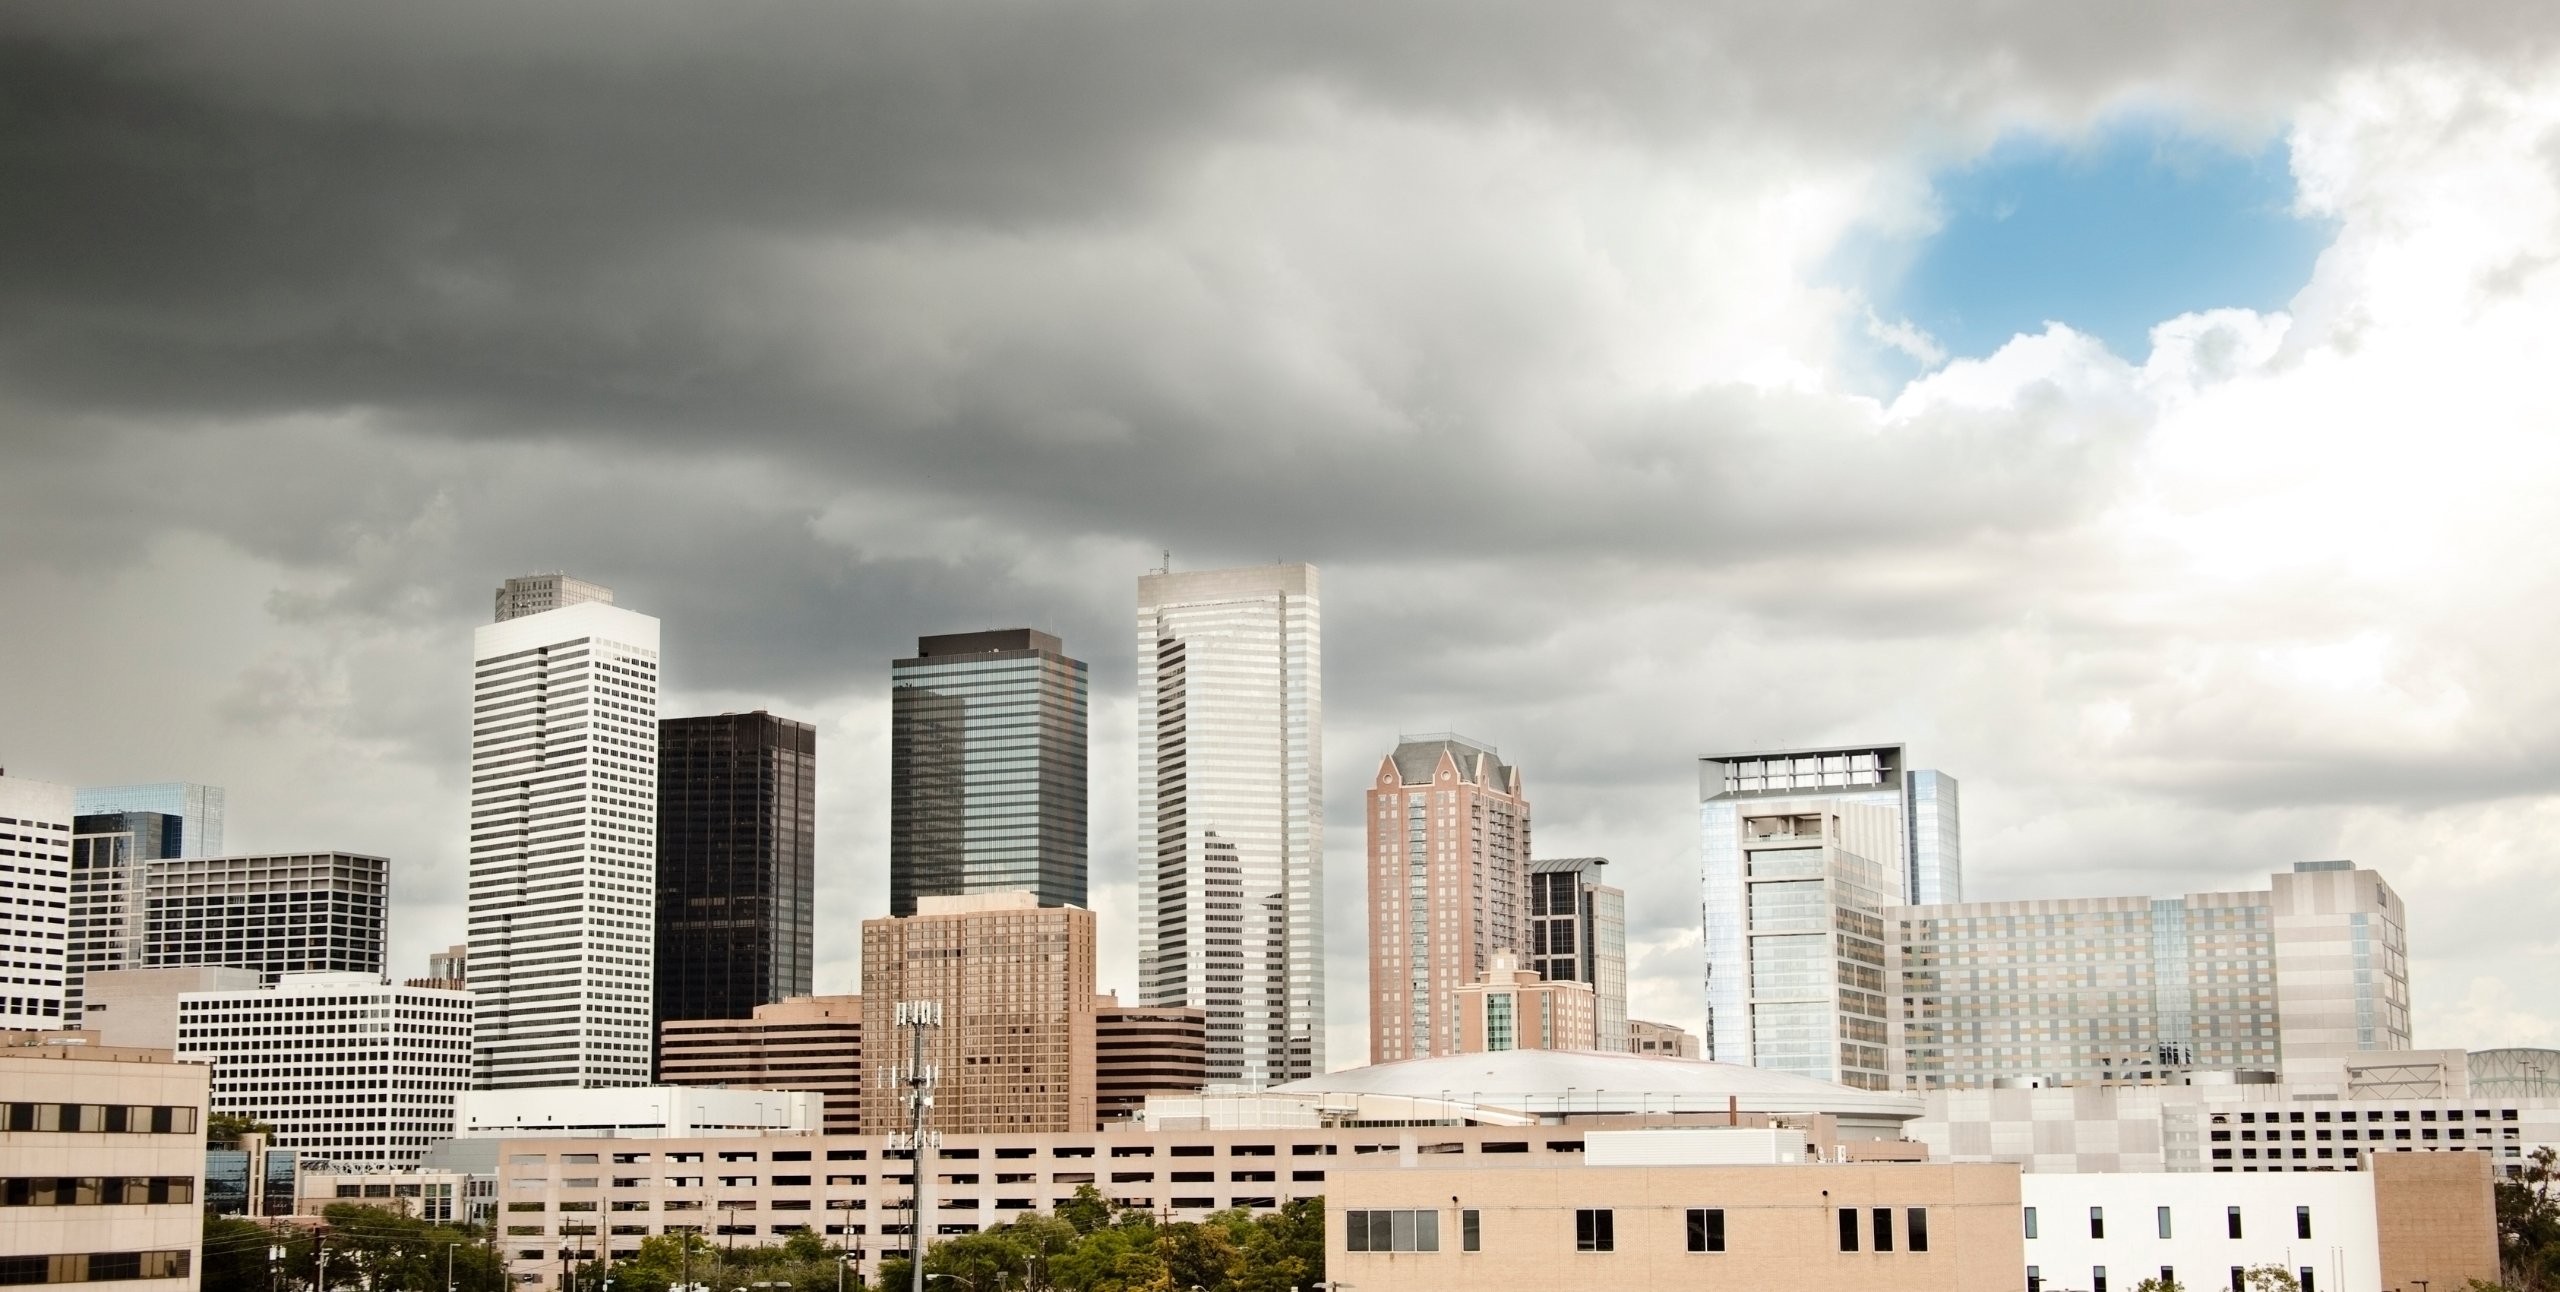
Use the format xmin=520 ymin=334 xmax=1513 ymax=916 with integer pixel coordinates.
xmin=1873 ymin=1208 xmax=1895 ymax=1252
xmin=2227 ymin=1206 xmax=2243 ymax=1239
xmin=1686 ymin=1208 xmax=1725 ymax=1253
xmin=1461 ymin=1209 xmax=1480 ymax=1252
xmin=1576 ymin=1209 xmax=1614 ymax=1253
xmin=2296 ymin=1206 xmax=2312 ymax=1239
xmin=1908 ymin=1208 xmax=1929 ymax=1253
xmin=2026 ymin=1266 xmax=2041 ymax=1292
xmin=2093 ymin=1267 xmax=2108 ymax=1292
xmin=1839 ymin=1208 xmax=1860 ymax=1252
xmin=2090 ymin=1207 xmax=2104 ymax=1240
xmin=2231 ymin=1267 xmax=2246 ymax=1292
xmin=2300 ymin=1268 xmax=2316 ymax=1292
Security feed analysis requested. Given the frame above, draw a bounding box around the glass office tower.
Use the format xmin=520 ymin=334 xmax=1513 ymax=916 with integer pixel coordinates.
xmin=73 ymin=783 xmax=223 ymax=858
xmin=655 ymin=711 xmax=817 ymax=1032
xmin=1526 ymin=856 xmax=1628 ymax=1052
xmin=889 ymin=630 xmax=1089 ymax=915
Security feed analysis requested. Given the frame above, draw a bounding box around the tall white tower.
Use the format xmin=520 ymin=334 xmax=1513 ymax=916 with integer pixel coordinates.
xmin=1136 ymin=562 xmax=1323 ymax=1085
xmin=0 ymin=772 xmax=74 ymax=1029
xmin=467 ymin=579 xmax=660 ymax=1089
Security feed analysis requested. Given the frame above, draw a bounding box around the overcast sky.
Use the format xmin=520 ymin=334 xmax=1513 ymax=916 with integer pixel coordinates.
xmin=7 ymin=1 xmax=2560 ymax=1069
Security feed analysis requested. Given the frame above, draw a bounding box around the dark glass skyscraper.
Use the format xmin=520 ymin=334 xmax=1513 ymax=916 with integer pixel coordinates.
xmin=890 ymin=629 xmax=1089 ymax=915
xmin=655 ymin=711 xmax=817 ymax=1032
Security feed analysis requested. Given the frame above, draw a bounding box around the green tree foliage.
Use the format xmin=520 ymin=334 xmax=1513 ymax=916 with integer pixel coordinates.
xmin=312 ymin=1204 xmax=506 ymax=1292
xmin=2132 ymin=1278 xmax=2186 ymax=1292
xmin=208 ymin=1112 xmax=278 ymax=1147
xmin=2498 ymin=1147 xmax=2560 ymax=1291
xmin=2238 ymin=1266 xmax=2299 ymax=1292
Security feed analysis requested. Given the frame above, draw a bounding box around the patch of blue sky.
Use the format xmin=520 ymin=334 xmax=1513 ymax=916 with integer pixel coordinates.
xmin=1857 ymin=115 xmax=2334 ymax=374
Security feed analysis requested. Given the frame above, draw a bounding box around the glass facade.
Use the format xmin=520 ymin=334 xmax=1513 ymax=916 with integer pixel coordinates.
xmin=72 ymin=784 xmax=222 ymax=858
xmin=1137 ymin=565 xmax=1323 ymax=1085
xmin=654 ymin=712 xmax=817 ymax=1030
xmin=1527 ymin=857 xmax=1627 ymax=1051
xmin=889 ymin=630 xmax=1088 ymax=914
xmin=1905 ymin=769 xmax=1961 ymax=904
xmin=64 ymin=811 xmax=181 ymax=1026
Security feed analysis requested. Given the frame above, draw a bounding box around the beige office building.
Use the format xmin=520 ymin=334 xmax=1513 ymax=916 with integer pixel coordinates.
xmin=1629 ymin=1019 xmax=1700 ymax=1058
xmin=859 ymin=893 xmax=1095 ymax=1134
xmin=1890 ymin=862 xmax=2412 ymax=1091
xmin=1368 ymin=736 xmax=1530 ymax=1063
xmin=75 ymin=966 xmax=259 ymax=1050
xmin=1452 ymin=952 xmax=1594 ymax=1054
xmin=0 ymin=1033 xmax=209 ymax=1290
xmin=660 ymin=995 xmax=863 ymax=1135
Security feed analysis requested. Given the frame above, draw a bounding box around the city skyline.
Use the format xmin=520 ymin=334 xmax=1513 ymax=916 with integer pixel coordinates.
xmin=7 ymin=2 xmax=2560 ymax=1070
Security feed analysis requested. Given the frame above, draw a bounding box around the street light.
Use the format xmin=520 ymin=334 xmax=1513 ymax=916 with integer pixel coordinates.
xmin=445 ymin=1240 xmax=464 ymax=1292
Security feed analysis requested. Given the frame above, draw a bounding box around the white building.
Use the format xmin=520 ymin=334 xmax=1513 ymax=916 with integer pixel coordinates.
xmin=175 ymin=970 xmax=474 ymax=1167
xmin=468 ymin=578 xmax=660 ymax=1089
xmin=1915 ymin=1074 xmax=2560 ymax=1177
xmin=1136 ymin=563 xmax=1323 ymax=1086
xmin=80 ymin=966 xmax=261 ymax=1049
xmin=457 ymin=1086 xmax=818 ymax=1138
xmin=0 ymin=1033 xmax=209 ymax=1289
xmin=0 ymin=773 xmax=73 ymax=1029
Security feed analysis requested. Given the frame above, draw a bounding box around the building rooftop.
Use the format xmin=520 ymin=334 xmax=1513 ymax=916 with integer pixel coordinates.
xmin=1272 ymin=1049 xmax=1921 ymax=1122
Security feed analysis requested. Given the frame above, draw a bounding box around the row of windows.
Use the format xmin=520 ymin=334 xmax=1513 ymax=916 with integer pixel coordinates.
xmin=2024 ymin=1204 xmax=2309 ymax=1241
xmin=2028 ymin=1265 xmax=2320 ymax=1292
xmin=0 ymin=1178 xmax=195 ymax=1207
xmin=1344 ymin=1207 xmax=1894 ymax=1256
xmin=0 ymin=1252 xmax=190 ymax=1286
xmin=1 ymin=1104 xmax=196 ymax=1134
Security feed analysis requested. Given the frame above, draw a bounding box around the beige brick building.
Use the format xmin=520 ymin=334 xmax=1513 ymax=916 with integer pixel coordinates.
xmin=1369 ymin=736 xmax=1530 ymax=1063
xmin=1327 ymin=1157 xmax=2026 ymax=1292
xmin=0 ymin=1034 xmax=209 ymax=1289
xmin=1452 ymin=952 xmax=1594 ymax=1054
xmin=859 ymin=894 xmax=1095 ymax=1134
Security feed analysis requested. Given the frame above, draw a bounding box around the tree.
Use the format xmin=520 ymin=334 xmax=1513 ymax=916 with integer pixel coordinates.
xmin=208 ymin=1112 xmax=278 ymax=1147
xmin=2238 ymin=1266 xmax=2299 ymax=1292
xmin=2133 ymin=1278 xmax=2187 ymax=1292
xmin=2499 ymin=1147 xmax=2560 ymax=1291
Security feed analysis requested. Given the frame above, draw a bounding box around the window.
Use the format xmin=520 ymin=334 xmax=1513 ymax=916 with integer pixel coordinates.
xmin=2093 ymin=1266 xmax=2108 ymax=1292
xmin=2296 ymin=1206 xmax=2312 ymax=1239
xmin=1576 ymin=1209 xmax=1614 ymax=1253
xmin=1839 ymin=1208 xmax=1860 ymax=1252
xmin=1686 ymin=1208 xmax=1725 ymax=1253
xmin=2161 ymin=1269 xmax=2176 ymax=1289
xmin=2027 ymin=1266 xmax=2041 ymax=1292
xmin=1461 ymin=1209 xmax=1480 ymax=1252
xmin=2158 ymin=1206 xmax=2173 ymax=1239
xmin=1344 ymin=1209 xmax=1440 ymax=1253
xmin=1873 ymin=1208 xmax=1895 ymax=1252
xmin=2300 ymin=1268 xmax=2316 ymax=1292
xmin=2090 ymin=1206 xmax=2105 ymax=1239
xmin=2227 ymin=1206 xmax=2243 ymax=1239
xmin=2024 ymin=1206 xmax=2039 ymax=1240
xmin=1908 ymin=1208 xmax=1930 ymax=1253
xmin=2231 ymin=1269 xmax=2246 ymax=1292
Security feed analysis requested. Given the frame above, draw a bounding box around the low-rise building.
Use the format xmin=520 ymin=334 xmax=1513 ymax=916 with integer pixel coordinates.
xmin=461 ymin=1086 xmax=818 ymax=1139
xmin=660 ymin=995 xmax=862 ymax=1134
xmin=0 ymin=1032 xmax=208 ymax=1287
xmin=175 ymin=970 xmax=473 ymax=1167
xmin=1628 ymin=1019 xmax=1699 ymax=1058
xmin=77 ymin=966 xmax=260 ymax=1050
xmin=1452 ymin=952 xmax=1595 ymax=1054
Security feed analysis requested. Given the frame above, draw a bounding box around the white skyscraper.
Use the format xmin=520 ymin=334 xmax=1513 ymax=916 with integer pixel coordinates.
xmin=1137 ymin=563 xmax=1323 ymax=1085
xmin=0 ymin=772 xmax=73 ymax=1028
xmin=467 ymin=578 xmax=660 ymax=1089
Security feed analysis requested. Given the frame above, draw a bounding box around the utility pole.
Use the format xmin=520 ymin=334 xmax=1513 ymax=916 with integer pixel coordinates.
xmin=884 ymin=1000 xmax=943 ymax=1292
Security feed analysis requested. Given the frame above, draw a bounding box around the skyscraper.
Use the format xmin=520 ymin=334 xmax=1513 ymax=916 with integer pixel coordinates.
xmin=1366 ymin=735 xmax=1529 ymax=1063
xmin=889 ymin=630 xmax=1088 ymax=915
xmin=1526 ymin=856 xmax=1627 ymax=1053
xmin=65 ymin=810 xmax=182 ymax=1026
xmin=492 ymin=573 xmax=614 ymax=622
xmin=1905 ymin=768 xmax=1962 ymax=905
xmin=1699 ymin=746 xmax=1915 ymax=1089
xmin=656 ymin=711 xmax=817 ymax=1031
xmin=1137 ymin=563 xmax=1324 ymax=1085
xmin=467 ymin=577 xmax=660 ymax=1089
xmin=72 ymin=783 xmax=224 ymax=857
xmin=139 ymin=852 xmax=386 ymax=978
xmin=0 ymin=772 xmax=73 ymax=1028
xmin=1699 ymin=741 xmax=1955 ymax=1084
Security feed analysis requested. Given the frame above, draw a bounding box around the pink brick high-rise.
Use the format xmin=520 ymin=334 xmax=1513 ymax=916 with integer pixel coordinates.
xmin=1367 ymin=736 xmax=1529 ymax=1063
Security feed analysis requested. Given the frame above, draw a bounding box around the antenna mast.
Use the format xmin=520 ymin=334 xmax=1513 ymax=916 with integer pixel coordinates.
xmin=887 ymin=1000 xmax=943 ymax=1292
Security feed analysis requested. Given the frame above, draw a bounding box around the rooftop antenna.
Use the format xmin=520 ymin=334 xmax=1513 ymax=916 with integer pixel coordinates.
xmin=1160 ymin=550 xmax=1173 ymax=575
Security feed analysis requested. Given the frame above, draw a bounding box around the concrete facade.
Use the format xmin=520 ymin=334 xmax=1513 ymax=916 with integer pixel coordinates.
xmin=1452 ymin=952 xmax=1595 ymax=1055
xmin=1891 ymin=863 xmax=2414 ymax=1092
xmin=1135 ymin=563 xmax=1324 ymax=1085
xmin=468 ymin=589 xmax=661 ymax=1090
xmin=175 ymin=970 xmax=473 ymax=1167
xmin=0 ymin=775 xmax=73 ymax=1029
xmin=659 ymin=994 xmax=862 ymax=1135
xmin=461 ymin=1086 xmax=817 ymax=1138
xmin=78 ymin=966 xmax=259 ymax=1049
xmin=1327 ymin=1158 xmax=2024 ymax=1292
xmin=859 ymin=893 xmax=1097 ymax=1134
xmin=1628 ymin=1019 xmax=1700 ymax=1058
xmin=0 ymin=1034 xmax=208 ymax=1292
xmin=1368 ymin=736 xmax=1529 ymax=1062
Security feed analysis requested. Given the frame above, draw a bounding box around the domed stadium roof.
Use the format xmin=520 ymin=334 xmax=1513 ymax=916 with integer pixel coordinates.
xmin=1270 ymin=1049 xmax=1921 ymax=1123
